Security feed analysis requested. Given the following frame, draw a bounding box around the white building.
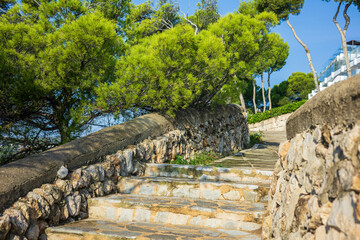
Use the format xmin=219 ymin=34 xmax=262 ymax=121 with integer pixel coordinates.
xmin=309 ymin=40 xmax=360 ymax=99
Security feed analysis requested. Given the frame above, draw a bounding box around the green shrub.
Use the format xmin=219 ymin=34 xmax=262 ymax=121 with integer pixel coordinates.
xmin=248 ymin=100 xmax=307 ymax=124
xmin=250 ymin=132 xmax=264 ymax=146
xmin=171 ymin=151 xmax=223 ymax=166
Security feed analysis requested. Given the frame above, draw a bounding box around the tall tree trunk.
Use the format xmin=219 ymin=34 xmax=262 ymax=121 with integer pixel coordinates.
xmin=267 ymin=72 xmax=272 ymax=110
xmin=252 ymin=80 xmax=258 ymax=113
xmin=286 ymin=17 xmax=320 ymax=92
xmin=333 ymin=1 xmax=352 ymax=78
xmin=239 ymin=92 xmax=246 ymax=115
xmin=261 ymin=73 xmax=266 ymax=112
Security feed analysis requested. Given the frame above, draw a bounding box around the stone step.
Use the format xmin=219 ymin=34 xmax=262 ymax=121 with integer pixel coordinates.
xmin=118 ymin=177 xmax=269 ymax=202
xmin=46 ymin=219 xmax=261 ymax=240
xmin=144 ymin=164 xmax=273 ymax=184
xmin=88 ymin=194 xmax=265 ymax=232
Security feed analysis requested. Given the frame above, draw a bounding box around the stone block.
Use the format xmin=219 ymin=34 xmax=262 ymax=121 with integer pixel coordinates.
xmin=223 ymin=190 xmax=241 ymax=201
xmin=134 ymin=209 xmax=151 ymax=223
xmin=221 ymin=220 xmax=238 ymax=230
xmin=180 ymin=186 xmax=196 ymax=198
xmin=243 ymin=190 xmax=258 ymax=202
xmin=139 ymin=185 xmax=155 ymax=196
xmin=157 ymin=185 xmax=170 ymax=197
xmin=204 ymin=218 xmax=221 ymax=228
xmin=154 ymin=212 xmax=169 ymax=224
xmin=172 ymin=188 xmax=190 ymax=198
xmin=327 ymin=192 xmax=358 ymax=234
xmin=202 ymin=189 xmax=221 ymax=201
xmin=118 ymin=209 xmax=134 ymax=222
xmin=189 ymin=216 xmax=203 ymax=226
xmin=167 ymin=213 xmax=189 ymax=225
xmin=239 ymin=222 xmax=261 ymax=231
xmin=3 ymin=208 xmax=28 ymax=236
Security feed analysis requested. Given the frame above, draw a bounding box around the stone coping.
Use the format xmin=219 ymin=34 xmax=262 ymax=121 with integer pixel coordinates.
xmin=0 ymin=104 xmax=244 ymax=213
xmin=0 ymin=113 xmax=173 ymax=212
xmin=286 ymin=74 xmax=360 ymax=140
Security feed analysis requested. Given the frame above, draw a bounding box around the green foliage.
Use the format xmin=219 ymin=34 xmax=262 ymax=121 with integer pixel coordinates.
xmin=97 ymin=24 xmax=228 ymax=116
xmin=270 ymin=72 xmax=314 ymax=108
xmin=265 ymin=34 xmax=289 ymax=75
xmin=0 ymin=1 xmax=289 ymax=163
xmin=286 ymin=72 xmax=315 ymax=100
xmin=323 ymin=0 xmax=360 ymax=11
xmin=0 ymin=0 xmax=15 ymax=14
xmin=250 ymin=132 xmax=264 ymax=146
xmin=99 ymin=11 xmax=279 ymax=115
xmin=238 ymin=1 xmax=258 ymax=16
xmin=248 ymin=100 xmax=307 ymax=124
xmin=0 ymin=0 xmax=129 ymax=161
xmin=255 ymin=0 xmax=304 ymax=21
xmin=171 ymin=155 xmax=188 ymax=165
xmin=189 ymin=0 xmax=220 ymax=31
xmin=125 ymin=0 xmax=180 ymax=44
xmin=171 ymin=151 xmax=222 ymax=166
xmin=271 ymin=81 xmax=289 ymax=107
xmin=208 ymin=11 xmax=278 ymax=104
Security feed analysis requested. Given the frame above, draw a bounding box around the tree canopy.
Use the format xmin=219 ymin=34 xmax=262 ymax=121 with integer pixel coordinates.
xmin=125 ymin=0 xmax=180 ymax=44
xmin=0 ymin=0 xmax=129 ymax=162
xmin=0 ymin=0 xmax=288 ymax=163
xmin=189 ymin=0 xmax=220 ymax=31
xmin=255 ymin=0 xmax=304 ymax=21
xmin=286 ymin=72 xmax=315 ymax=100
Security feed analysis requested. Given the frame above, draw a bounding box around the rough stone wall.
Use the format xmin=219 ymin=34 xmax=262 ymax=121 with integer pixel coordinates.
xmin=249 ymin=113 xmax=291 ymax=132
xmin=0 ymin=104 xmax=248 ymax=240
xmin=263 ymin=75 xmax=360 ymax=240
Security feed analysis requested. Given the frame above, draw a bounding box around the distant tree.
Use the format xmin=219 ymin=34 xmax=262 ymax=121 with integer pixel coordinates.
xmin=204 ymin=11 xmax=278 ymax=108
xmin=237 ymin=3 xmax=286 ymax=113
xmin=324 ymin=0 xmax=360 ymax=78
xmin=271 ymin=81 xmax=289 ymax=107
xmin=286 ymin=72 xmax=315 ymax=100
xmin=251 ymin=33 xmax=283 ymax=113
xmin=255 ymin=0 xmax=320 ymax=92
xmin=265 ymin=34 xmax=289 ymax=110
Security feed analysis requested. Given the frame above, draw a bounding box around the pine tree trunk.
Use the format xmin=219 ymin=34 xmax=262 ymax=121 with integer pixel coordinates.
xmin=268 ymin=72 xmax=272 ymax=110
xmin=252 ymin=80 xmax=257 ymax=113
xmin=261 ymin=74 xmax=266 ymax=112
xmin=286 ymin=17 xmax=320 ymax=92
xmin=239 ymin=92 xmax=246 ymax=115
xmin=333 ymin=2 xmax=352 ymax=78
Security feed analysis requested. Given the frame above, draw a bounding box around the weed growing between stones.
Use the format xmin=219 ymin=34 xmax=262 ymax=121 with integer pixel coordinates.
xmin=171 ymin=152 xmax=224 ymax=167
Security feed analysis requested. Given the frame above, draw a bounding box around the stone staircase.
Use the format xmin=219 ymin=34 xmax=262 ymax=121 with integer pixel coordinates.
xmin=46 ymin=164 xmax=273 ymax=240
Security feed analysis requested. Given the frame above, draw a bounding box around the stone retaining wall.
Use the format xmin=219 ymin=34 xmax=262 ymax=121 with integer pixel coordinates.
xmin=249 ymin=113 xmax=291 ymax=132
xmin=263 ymin=75 xmax=360 ymax=239
xmin=0 ymin=104 xmax=248 ymax=240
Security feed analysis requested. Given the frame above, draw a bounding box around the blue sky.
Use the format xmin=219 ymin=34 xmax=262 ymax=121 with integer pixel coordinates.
xmin=133 ymin=0 xmax=360 ymax=87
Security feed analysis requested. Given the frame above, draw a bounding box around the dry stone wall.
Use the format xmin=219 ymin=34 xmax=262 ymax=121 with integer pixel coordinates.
xmin=0 ymin=104 xmax=248 ymax=240
xmin=249 ymin=113 xmax=291 ymax=132
xmin=263 ymin=75 xmax=360 ymax=240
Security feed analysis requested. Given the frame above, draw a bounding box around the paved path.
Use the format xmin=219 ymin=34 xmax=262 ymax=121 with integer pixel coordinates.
xmin=215 ymin=131 xmax=286 ymax=171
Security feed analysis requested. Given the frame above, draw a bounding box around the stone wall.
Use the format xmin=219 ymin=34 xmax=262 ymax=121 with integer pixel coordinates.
xmin=263 ymin=75 xmax=360 ymax=239
xmin=0 ymin=104 xmax=248 ymax=240
xmin=249 ymin=113 xmax=291 ymax=132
